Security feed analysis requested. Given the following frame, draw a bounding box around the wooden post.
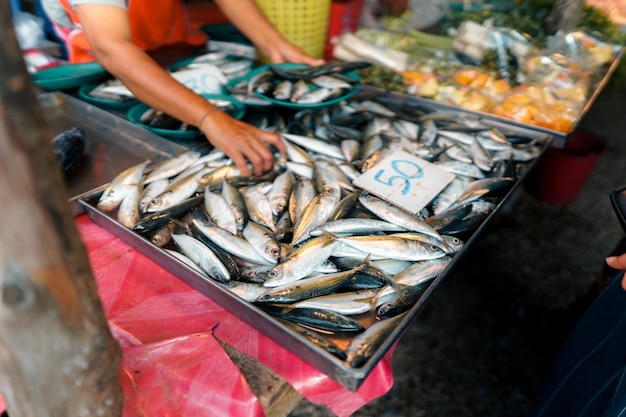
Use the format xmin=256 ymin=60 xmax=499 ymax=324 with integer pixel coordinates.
xmin=0 ymin=2 xmax=123 ymax=417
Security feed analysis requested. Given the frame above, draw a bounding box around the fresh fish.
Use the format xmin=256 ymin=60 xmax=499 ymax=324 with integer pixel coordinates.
xmin=268 ymin=170 xmax=295 ymax=217
xmin=97 ymin=160 xmax=149 ymax=212
xmin=247 ymin=70 xmax=273 ymax=96
xmin=272 ymin=307 xmax=364 ymax=333
xmin=263 ymin=235 xmax=340 ymax=287
xmin=150 ymin=221 xmax=175 ymax=247
xmin=295 ymin=87 xmax=342 ymax=104
xmin=345 ymin=312 xmax=407 ymax=367
xmin=171 ymin=234 xmax=230 ymax=283
xmin=290 ymin=80 xmax=310 ymax=102
xmin=164 ymin=248 xmax=209 ymax=277
xmin=289 ymin=177 xmax=316 ymax=223
xmin=221 ymin=179 xmax=247 ymax=231
xmin=273 ymin=79 xmax=293 ymax=100
xmin=225 ymin=281 xmax=268 ymax=302
xmin=241 ymin=185 xmax=276 ymax=232
xmin=204 ymin=187 xmax=238 ymax=235
xmin=291 ymin=190 xmax=341 ymax=245
xmin=334 ymin=235 xmax=447 ymax=261
xmin=282 ymin=321 xmax=347 ymax=360
xmin=282 ymin=133 xmax=345 ymax=161
xmin=192 ymin=218 xmax=274 ymax=265
xmin=138 ymin=178 xmax=170 ymax=214
xmin=146 ymin=168 xmax=207 ymax=212
xmin=117 ymin=183 xmax=142 ymax=228
xmin=242 ymin=221 xmax=281 ymax=265
xmin=358 ymin=193 xmax=444 ymax=243
xmin=309 ymin=218 xmax=407 ymax=236
xmin=255 ymin=263 xmax=366 ymax=304
xmin=312 ymin=75 xmax=353 ymax=89
xmin=143 ymin=151 xmax=201 ymax=184
xmin=290 ymin=288 xmax=379 ymax=315
xmin=132 ymin=195 xmax=203 ymax=233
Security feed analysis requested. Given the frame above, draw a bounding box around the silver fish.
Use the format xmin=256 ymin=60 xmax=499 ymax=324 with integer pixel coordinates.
xmin=143 ymin=151 xmax=201 ymax=184
xmin=256 ymin=263 xmax=366 ymax=304
xmin=192 ymin=218 xmax=273 ymax=265
xmin=268 ymin=170 xmax=295 ymax=217
xmin=273 ymin=80 xmax=293 ymax=100
xmin=282 ymin=133 xmax=345 ymax=161
xmin=171 ymin=234 xmax=230 ymax=283
xmin=263 ymin=235 xmax=340 ymax=287
xmin=117 ymin=183 xmax=142 ymax=228
xmin=204 ymin=188 xmax=238 ymax=235
xmin=97 ymin=160 xmax=149 ymax=212
xmin=290 ymin=288 xmax=379 ymax=315
xmin=334 ymin=235 xmax=446 ymax=261
xmin=345 ymin=313 xmax=407 ymax=367
xmin=242 ymin=221 xmax=281 ymax=265
xmin=139 ymin=178 xmax=170 ymax=214
xmin=241 ymin=186 xmax=275 ymax=232
xmin=358 ymin=193 xmax=444 ymax=242
xmin=221 ymin=179 xmax=247 ymax=231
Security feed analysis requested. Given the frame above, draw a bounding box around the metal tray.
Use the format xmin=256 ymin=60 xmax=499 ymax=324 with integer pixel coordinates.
xmin=38 ymin=91 xmax=190 ymax=214
xmin=74 ymin=113 xmax=554 ymax=391
xmin=362 ymin=47 xmax=624 ymax=148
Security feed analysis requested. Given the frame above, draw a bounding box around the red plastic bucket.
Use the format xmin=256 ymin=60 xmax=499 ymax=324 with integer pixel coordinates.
xmin=324 ymin=0 xmax=364 ymax=60
xmin=525 ymin=130 xmax=606 ymax=205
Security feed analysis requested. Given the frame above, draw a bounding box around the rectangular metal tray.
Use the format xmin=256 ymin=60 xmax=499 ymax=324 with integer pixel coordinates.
xmin=74 ymin=113 xmax=554 ymax=391
xmin=362 ymin=47 xmax=624 ymax=148
xmin=38 ymin=91 xmax=190 ymax=214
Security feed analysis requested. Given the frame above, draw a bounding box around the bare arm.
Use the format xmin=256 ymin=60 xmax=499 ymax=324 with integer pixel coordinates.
xmin=75 ymin=4 xmax=285 ymax=176
xmin=213 ymin=0 xmax=324 ymax=65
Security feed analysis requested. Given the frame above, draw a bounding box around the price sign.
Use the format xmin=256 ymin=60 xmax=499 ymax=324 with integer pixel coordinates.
xmin=171 ymin=65 xmax=228 ymax=94
xmin=99 ymin=65 xmax=228 ymax=98
xmin=353 ymin=150 xmax=455 ymax=214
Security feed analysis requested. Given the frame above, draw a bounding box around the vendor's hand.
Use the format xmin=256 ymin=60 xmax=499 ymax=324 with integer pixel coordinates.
xmin=264 ymin=38 xmax=325 ymax=66
xmin=200 ymin=110 xmax=286 ymax=177
xmin=605 ymin=253 xmax=626 ymax=290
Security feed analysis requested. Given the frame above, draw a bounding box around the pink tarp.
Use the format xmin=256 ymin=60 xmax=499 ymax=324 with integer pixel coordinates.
xmin=0 ymin=215 xmax=395 ymax=416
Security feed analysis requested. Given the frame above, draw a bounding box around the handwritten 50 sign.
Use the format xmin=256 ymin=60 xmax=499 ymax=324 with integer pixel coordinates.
xmin=171 ymin=65 xmax=228 ymax=94
xmin=354 ymin=150 xmax=455 ymax=214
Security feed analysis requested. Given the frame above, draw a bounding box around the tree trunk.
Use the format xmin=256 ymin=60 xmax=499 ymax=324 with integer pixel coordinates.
xmin=0 ymin=3 xmax=123 ymax=417
xmin=547 ymin=0 xmax=585 ymax=35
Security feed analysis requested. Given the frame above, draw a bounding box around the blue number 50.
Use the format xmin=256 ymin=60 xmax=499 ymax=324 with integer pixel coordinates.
xmin=373 ymin=159 xmax=424 ymax=195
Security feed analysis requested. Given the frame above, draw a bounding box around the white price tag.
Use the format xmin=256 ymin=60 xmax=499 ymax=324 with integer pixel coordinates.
xmin=170 ymin=65 xmax=228 ymax=94
xmin=353 ymin=150 xmax=455 ymax=214
xmin=98 ymin=65 xmax=228 ymax=98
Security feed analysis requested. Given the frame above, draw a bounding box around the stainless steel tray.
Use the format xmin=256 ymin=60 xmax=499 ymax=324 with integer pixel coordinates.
xmin=74 ymin=143 xmax=554 ymax=391
xmin=38 ymin=91 xmax=190 ymax=214
xmin=362 ymin=47 xmax=624 ymax=148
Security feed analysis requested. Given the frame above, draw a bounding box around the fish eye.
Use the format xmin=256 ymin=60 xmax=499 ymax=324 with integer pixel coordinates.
xmin=268 ymin=271 xmax=277 ymax=278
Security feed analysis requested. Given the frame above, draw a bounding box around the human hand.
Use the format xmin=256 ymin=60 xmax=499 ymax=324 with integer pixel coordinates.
xmin=605 ymin=253 xmax=626 ymax=290
xmin=264 ymin=38 xmax=325 ymax=66
xmin=199 ymin=110 xmax=286 ymax=177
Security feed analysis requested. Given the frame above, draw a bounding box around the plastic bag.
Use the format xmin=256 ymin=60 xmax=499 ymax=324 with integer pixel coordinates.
xmin=13 ymin=11 xmax=45 ymax=49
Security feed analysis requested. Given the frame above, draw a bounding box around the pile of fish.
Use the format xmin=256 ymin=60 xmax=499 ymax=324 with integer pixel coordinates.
xmin=226 ymin=60 xmax=371 ymax=106
xmin=138 ymin=97 xmax=241 ymax=132
xmin=92 ymin=96 xmax=548 ymax=368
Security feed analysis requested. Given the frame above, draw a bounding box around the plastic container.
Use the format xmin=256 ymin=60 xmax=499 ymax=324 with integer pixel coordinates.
xmin=325 ymin=0 xmax=364 ymax=60
xmin=525 ymin=130 xmax=606 ymax=205
xmin=255 ymin=0 xmax=332 ymax=62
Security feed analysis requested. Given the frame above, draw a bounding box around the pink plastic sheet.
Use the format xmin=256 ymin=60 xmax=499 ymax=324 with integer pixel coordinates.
xmin=0 ymin=215 xmax=395 ymax=416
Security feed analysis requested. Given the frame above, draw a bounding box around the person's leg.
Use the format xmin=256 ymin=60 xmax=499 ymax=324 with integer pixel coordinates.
xmin=527 ymin=269 xmax=626 ymax=417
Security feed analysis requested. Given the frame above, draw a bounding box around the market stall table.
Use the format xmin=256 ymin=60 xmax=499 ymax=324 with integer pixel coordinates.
xmin=0 ymin=214 xmax=395 ymax=417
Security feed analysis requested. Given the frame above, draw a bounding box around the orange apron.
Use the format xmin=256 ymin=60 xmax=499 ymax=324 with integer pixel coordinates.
xmin=58 ymin=0 xmax=208 ymax=63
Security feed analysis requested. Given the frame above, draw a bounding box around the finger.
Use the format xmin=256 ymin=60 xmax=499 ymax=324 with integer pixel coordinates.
xmin=606 ymin=255 xmax=626 ymax=270
xmin=258 ymin=130 xmax=286 ymax=156
xmin=228 ymin=151 xmax=251 ymax=177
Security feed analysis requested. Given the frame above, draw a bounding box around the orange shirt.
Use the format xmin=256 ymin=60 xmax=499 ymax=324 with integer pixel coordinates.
xmin=58 ymin=0 xmax=207 ymax=63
